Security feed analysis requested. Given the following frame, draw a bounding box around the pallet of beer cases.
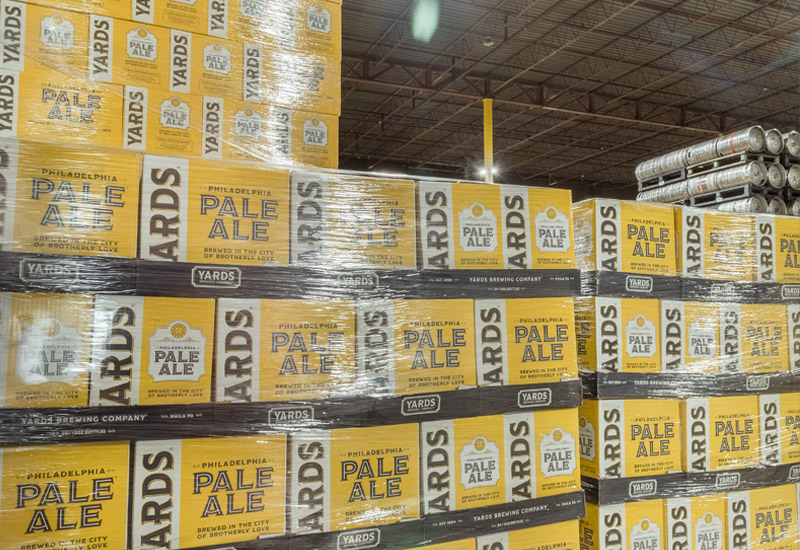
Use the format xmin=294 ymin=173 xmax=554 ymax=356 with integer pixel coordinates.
xmin=576 ymin=196 xmax=800 ymax=550
xmin=0 ymin=148 xmax=585 ymax=548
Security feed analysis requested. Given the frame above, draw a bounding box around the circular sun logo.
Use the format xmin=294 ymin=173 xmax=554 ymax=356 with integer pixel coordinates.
xmin=213 ymin=43 xmax=223 ymax=52
xmin=245 ymin=108 xmax=255 ymax=117
xmin=311 ymin=118 xmax=321 ymax=126
xmin=636 ymin=315 xmax=646 ymax=328
xmin=137 ymin=28 xmax=148 ymax=38
xmin=546 ymin=207 xmax=558 ymax=220
xmin=474 ymin=437 xmax=487 ymax=452
xmin=472 ymin=204 xmax=484 ymax=217
xmin=53 ymin=15 xmax=64 ymax=26
xmin=552 ymin=429 xmax=564 ymax=442
xmin=170 ymin=322 xmax=188 ymax=339
xmin=705 ymin=513 xmax=713 ymax=524
xmin=641 ymin=520 xmax=650 ymax=531
xmin=579 ymin=417 xmax=587 ymax=429
xmin=43 ymin=320 xmax=60 ymax=337
xmin=171 ymin=98 xmax=181 ymax=108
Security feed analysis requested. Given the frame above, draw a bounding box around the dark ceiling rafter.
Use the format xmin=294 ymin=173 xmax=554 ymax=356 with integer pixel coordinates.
xmin=340 ymin=0 xmax=800 ymax=193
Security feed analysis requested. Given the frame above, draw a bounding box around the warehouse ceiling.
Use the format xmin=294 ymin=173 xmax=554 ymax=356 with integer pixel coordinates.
xmin=339 ymin=0 xmax=800 ymax=199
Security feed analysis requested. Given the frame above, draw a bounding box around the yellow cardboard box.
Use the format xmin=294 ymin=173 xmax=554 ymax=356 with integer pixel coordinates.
xmin=216 ymin=298 xmax=355 ymax=402
xmin=757 ymin=214 xmax=800 ymax=283
xmin=727 ymin=484 xmax=799 ymax=550
xmin=719 ymin=303 xmax=789 ymax=374
xmin=0 ymin=68 xmax=123 ymax=146
xmin=421 ymin=411 xmax=579 ymax=514
xmin=576 ymin=296 xmax=661 ymax=373
xmin=666 ymin=495 xmax=726 ymax=550
xmin=0 ymin=138 xmax=140 ymax=257
xmin=660 ymin=300 xmax=720 ymax=373
xmin=228 ymin=0 xmax=342 ymax=58
xmin=0 ymin=0 xmax=89 ymax=76
xmin=356 ymin=299 xmax=476 ymax=396
xmin=191 ymin=33 xmax=242 ymax=100
xmin=573 ymin=198 xmax=677 ymax=275
xmin=0 ymin=441 xmax=129 ymax=550
xmin=222 ymin=101 xmax=338 ymax=168
xmin=579 ymin=398 xmax=682 ymax=479
xmin=676 ymin=206 xmax=756 ymax=281
xmin=290 ymin=171 xmax=416 ymax=268
xmin=132 ymin=435 xmax=287 ymax=547
xmin=1 ymin=291 xmax=93 ymax=408
xmin=682 ymin=396 xmax=760 ymax=473
xmin=123 ymin=86 xmax=207 ymax=157
xmin=139 ymin=155 xmax=290 ymax=264
xmin=582 ymin=500 xmax=666 ymax=550
xmin=474 ymin=297 xmax=577 ymax=385
xmin=289 ymin=424 xmax=420 ymax=533
xmin=90 ymin=295 xmax=215 ymax=406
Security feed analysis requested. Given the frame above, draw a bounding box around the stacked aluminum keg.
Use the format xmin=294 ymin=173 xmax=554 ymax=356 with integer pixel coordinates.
xmin=635 ymin=126 xmax=800 ymax=214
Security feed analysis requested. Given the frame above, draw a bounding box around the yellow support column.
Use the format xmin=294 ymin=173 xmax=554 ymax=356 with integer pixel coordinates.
xmin=483 ymin=98 xmax=493 ymax=183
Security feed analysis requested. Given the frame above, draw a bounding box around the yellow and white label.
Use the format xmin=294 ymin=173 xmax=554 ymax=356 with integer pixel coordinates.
xmin=290 ymin=424 xmax=419 ymax=534
xmin=90 ymin=295 xmax=214 ymax=406
xmin=1 ymin=292 xmax=93 ymax=408
xmin=757 ymin=214 xmax=800 ymax=283
xmin=474 ymin=297 xmax=577 ymax=385
xmin=0 ymin=441 xmax=129 ymax=550
xmin=132 ymin=435 xmax=286 ymax=548
xmin=216 ymin=298 xmax=356 ymax=402
xmin=683 ymin=396 xmax=760 ymax=472
xmin=727 ymin=485 xmax=799 ymax=550
xmin=678 ymin=207 xmax=756 ymax=280
xmin=0 ymin=139 xmax=140 ymax=257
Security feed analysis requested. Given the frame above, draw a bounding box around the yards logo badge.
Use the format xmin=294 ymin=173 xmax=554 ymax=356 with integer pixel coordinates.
xmin=401 ymin=395 xmax=440 ymax=416
xmin=783 ymin=285 xmax=800 ymax=299
xmin=337 ymin=528 xmax=380 ymax=550
xmin=518 ymin=388 xmax=551 ymax=408
xmin=667 ymin=498 xmax=690 ymax=550
xmin=500 ymin=186 xmax=532 ymax=269
xmin=215 ymin=298 xmax=259 ymax=403
xmin=475 ymin=299 xmax=508 ymax=385
xmin=208 ymin=0 xmax=227 ymax=37
xmin=629 ymin=479 xmax=656 ymax=498
xmin=124 ymin=86 xmax=147 ymax=150
xmin=421 ymin=419 xmax=455 ymax=514
xmin=716 ymin=472 xmax=740 ymax=490
xmin=268 ymin=406 xmax=313 ymax=425
xmin=192 ymin=266 xmax=240 ymax=289
xmin=625 ymin=275 xmax=653 ymax=293
xmin=243 ymin=43 xmax=263 ymax=102
xmin=600 ymin=504 xmax=626 ymax=550
xmin=356 ymin=300 xmax=395 ymax=397
xmin=720 ymin=304 xmax=742 ymax=373
xmin=0 ymin=69 xmax=19 ymax=136
xmin=290 ymin=171 xmax=328 ymax=264
xmin=132 ymin=0 xmax=155 ymax=24
xmin=503 ymin=412 xmax=536 ymax=502
xmin=790 ymin=304 xmax=800 ymax=371
xmin=289 ymin=430 xmax=331 ymax=534
xmin=19 ymin=259 xmax=79 ymax=283
xmin=597 ymin=297 xmax=621 ymax=373
xmin=0 ymin=138 xmax=18 ymax=247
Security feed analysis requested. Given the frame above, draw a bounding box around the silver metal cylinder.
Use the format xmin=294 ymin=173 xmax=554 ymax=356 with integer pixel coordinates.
xmin=715 ymin=126 xmax=767 ymax=156
xmin=637 ymin=180 xmax=690 ymax=203
xmin=767 ymin=162 xmax=787 ymax=189
xmin=790 ymin=199 xmax=800 ymax=217
xmin=717 ymin=195 xmax=769 ymax=213
xmin=788 ymin=164 xmax=800 ymax=191
xmin=768 ymin=196 xmax=788 ymax=215
xmin=687 ymin=140 xmax=721 ymax=166
xmin=764 ymin=128 xmax=785 ymax=155
xmin=784 ymin=131 xmax=800 ymax=157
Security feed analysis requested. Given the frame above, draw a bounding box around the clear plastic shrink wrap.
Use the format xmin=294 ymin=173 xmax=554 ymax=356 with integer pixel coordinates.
xmin=0 ymin=3 xmax=583 ymax=548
